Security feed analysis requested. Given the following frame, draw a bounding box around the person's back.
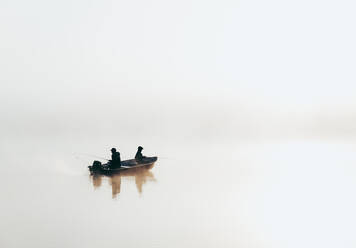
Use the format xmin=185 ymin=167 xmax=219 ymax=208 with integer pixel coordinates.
xmin=135 ymin=146 xmax=144 ymax=163
xmin=111 ymin=148 xmax=121 ymax=168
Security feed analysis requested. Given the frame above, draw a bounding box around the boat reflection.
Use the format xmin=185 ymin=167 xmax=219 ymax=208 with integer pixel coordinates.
xmin=90 ymin=163 xmax=156 ymax=198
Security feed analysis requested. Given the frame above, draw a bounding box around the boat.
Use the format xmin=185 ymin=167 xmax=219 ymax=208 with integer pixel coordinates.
xmin=88 ymin=157 xmax=158 ymax=174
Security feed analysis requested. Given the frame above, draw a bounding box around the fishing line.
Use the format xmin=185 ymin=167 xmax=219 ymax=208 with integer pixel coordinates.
xmin=74 ymin=152 xmax=109 ymax=161
xmin=74 ymin=155 xmax=91 ymax=163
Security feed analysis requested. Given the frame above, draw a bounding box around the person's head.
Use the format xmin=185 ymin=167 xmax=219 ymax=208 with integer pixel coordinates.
xmin=111 ymin=148 xmax=116 ymax=153
xmin=138 ymin=146 xmax=143 ymax=151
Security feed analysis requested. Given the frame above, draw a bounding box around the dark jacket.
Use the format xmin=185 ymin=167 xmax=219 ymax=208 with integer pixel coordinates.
xmin=111 ymin=151 xmax=121 ymax=168
xmin=135 ymin=151 xmax=143 ymax=162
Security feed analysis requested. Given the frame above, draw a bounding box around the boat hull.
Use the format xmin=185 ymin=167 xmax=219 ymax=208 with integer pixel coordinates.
xmin=88 ymin=157 xmax=157 ymax=174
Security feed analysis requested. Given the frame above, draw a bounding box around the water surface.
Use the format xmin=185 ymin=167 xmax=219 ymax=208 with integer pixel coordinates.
xmin=1 ymin=137 xmax=356 ymax=248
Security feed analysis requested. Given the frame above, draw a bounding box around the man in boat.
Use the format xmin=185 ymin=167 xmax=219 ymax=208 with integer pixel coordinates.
xmin=110 ymin=148 xmax=121 ymax=168
xmin=135 ymin=146 xmax=146 ymax=163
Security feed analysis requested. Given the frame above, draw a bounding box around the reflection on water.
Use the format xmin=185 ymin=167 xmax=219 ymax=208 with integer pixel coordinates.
xmin=2 ymin=141 xmax=356 ymax=248
xmin=90 ymin=163 xmax=156 ymax=198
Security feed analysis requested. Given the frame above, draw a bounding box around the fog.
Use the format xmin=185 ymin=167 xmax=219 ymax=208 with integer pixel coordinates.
xmin=1 ymin=0 xmax=356 ymax=143
xmin=1 ymin=0 xmax=356 ymax=247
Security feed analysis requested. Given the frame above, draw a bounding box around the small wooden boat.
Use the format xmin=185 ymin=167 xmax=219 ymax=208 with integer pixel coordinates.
xmin=88 ymin=157 xmax=158 ymax=174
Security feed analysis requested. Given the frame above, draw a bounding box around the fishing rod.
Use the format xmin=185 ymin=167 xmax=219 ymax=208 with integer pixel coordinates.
xmin=74 ymin=153 xmax=110 ymax=161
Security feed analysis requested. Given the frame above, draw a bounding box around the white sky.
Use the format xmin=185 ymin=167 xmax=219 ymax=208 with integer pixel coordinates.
xmin=1 ymin=0 xmax=356 ymax=112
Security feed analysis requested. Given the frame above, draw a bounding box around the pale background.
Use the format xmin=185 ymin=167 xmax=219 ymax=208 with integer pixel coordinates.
xmin=1 ymin=0 xmax=356 ymax=247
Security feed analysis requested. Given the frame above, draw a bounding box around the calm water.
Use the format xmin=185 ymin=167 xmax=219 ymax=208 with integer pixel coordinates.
xmin=2 ymin=0 xmax=356 ymax=245
xmin=1 ymin=136 xmax=356 ymax=248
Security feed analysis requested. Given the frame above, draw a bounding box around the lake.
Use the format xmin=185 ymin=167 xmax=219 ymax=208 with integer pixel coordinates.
xmin=1 ymin=135 xmax=355 ymax=248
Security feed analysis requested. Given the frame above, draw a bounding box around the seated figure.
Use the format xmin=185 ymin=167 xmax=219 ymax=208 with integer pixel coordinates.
xmin=110 ymin=148 xmax=121 ymax=168
xmin=135 ymin=146 xmax=146 ymax=163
